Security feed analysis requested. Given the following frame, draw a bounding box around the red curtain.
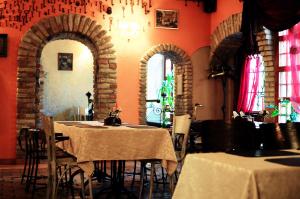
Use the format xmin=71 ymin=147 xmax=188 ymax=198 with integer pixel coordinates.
xmin=237 ymin=55 xmax=262 ymax=113
xmin=286 ymin=23 xmax=300 ymax=112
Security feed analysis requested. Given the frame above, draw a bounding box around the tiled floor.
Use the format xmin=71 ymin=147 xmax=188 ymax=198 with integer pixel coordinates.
xmin=0 ymin=161 xmax=172 ymax=199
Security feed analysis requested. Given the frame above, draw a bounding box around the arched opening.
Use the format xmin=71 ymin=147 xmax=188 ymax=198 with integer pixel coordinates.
xmin=139 ymin=44 xmax=193 ymax=125
xmin=16 ymin=14 xmax=117 ymax=130
xmin=41 ymin=39 xmax=94 ymax=121
xmin=209 ymin=13 xmax=271 ymax=121
xmin=209 ymin=32 xmax=244 ymax=121
xmin=146 ymin=53 xmax=175 ymax=127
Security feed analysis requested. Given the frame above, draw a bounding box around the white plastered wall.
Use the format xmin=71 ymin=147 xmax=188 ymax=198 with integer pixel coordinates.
xmin=41 ymin=39 xmax=94 ymax=120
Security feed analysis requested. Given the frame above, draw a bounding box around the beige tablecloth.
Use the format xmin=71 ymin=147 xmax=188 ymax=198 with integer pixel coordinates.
xmin=173 ymin=151 xmax=300 ymax=199
xmin=54 ymin=121 xmax=177 ymax=176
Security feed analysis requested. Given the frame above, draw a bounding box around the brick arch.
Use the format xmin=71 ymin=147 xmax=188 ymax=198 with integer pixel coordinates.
xmin=139 ymin=44 xmax=193 ymax=124
xmin=210 ymin=12 xmax=275 ymax=120
xmin=17 ymin=14 xmax=117 ymax=130
xmin=210 ymin=12 xmax=242 ymax=57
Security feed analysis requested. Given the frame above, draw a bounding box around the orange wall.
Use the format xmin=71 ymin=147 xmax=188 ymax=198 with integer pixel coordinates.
xmin=0 ymin=0 xmax=241 ymax=160
xmin=210 ymin=0 xmax=243 ymax=33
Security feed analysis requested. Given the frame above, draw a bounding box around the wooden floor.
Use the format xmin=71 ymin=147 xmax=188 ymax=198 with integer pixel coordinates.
xmin=0 ymin=160 xmax=172 ymax=199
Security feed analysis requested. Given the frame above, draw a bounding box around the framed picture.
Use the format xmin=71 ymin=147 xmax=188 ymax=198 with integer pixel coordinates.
xmin=155 ymin=9 xmax=178 ymax=29
xmin=0 ymin=34 xmax=8 ymax=57
xmin=58 ymin=53 xmax=73 ymax=71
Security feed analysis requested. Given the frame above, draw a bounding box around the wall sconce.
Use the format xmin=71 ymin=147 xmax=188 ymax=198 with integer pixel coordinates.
xmin=208 ymin=66 xmax=225 ymax=79
xmin=118 ymin=20 xmax=141 ymax=42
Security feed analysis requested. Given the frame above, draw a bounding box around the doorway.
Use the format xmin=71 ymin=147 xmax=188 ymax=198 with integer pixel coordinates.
xmin=16 ymin=14 xmax=117 ymax=130
xmin=41 ymin=39 xmax=94 ymax=121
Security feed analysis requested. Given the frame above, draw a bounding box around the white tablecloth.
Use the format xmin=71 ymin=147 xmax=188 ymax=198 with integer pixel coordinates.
xmin=173 ymin=151 xmax=300 ymax=199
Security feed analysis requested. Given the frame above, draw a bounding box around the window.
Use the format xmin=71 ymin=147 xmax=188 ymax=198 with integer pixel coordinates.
xmin=277 ymin=22 xmax=300 ymax=123
xmin=146 ymin=54 xmax=174 ymax=125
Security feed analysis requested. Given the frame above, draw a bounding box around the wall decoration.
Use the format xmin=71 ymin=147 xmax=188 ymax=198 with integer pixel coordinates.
xmin=0 ymin=34 xmax=7 ymax=57
xmin=0 ymin=0 xmax=152 ymax=31
xmin=155 ymin=9 xmax=178 ymax=29
xmin=58 ymin=53 xmax=73 ymax=71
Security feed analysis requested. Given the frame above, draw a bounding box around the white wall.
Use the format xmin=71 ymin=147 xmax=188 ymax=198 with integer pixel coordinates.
xmin=41 ymin=39 xmax=94 ymax=120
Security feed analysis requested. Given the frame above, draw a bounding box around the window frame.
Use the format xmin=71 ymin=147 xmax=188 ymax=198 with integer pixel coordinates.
xmin=275 ymin=23 xmax=300 ymax=123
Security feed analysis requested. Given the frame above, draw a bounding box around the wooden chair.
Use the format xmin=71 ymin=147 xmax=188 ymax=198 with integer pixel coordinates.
xmin=19 ymin=127 xmax=47 ymax=196
xmin=172 ymin=114 xmax=192 ymax=163
xmin=201 ymin=120 xmax=233 ymax=152
xmin=139 ymin=114 xmax=191 ymax=199
xmin=42 ymin=114 xmax=93 ymax=199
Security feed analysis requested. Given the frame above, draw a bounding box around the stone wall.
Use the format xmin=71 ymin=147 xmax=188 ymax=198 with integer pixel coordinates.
xmin=256 ymin=28 xmax=276 ymax=106
xmin=17 ymin=14 xmax=117 ymax=130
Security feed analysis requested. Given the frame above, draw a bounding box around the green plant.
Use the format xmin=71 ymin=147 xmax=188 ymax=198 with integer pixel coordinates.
xmin=158 ymin=73 xmax=174 ymax=127
xmin=266 ymin=98 xmax=298 ymax=122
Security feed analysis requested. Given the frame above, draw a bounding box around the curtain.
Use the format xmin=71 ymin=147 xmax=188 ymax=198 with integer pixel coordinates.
xmin=286 ymin=23 xmax=300 ymax=112
xmin=237 ymin=55 xmax=262 ymax=112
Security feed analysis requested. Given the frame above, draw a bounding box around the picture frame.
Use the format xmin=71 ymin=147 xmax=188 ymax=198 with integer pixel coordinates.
xmin=58 ymin=53 xmax=73 ymax=71
xmin=0 ymin=34 xmax=8 ymax=57
xmin=155 ymin=9 xmax=178 ymax=29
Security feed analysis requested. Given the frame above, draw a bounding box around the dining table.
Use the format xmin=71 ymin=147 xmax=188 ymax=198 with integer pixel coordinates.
xmin=54 ymin=121 xmax=178 ymax=177
xmin=173 ymin=150 xmax=300 ymax=199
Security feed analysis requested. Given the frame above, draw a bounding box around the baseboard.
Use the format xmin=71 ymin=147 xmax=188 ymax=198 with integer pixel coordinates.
xmin=0 ymin=159 xmax=16 ymax=165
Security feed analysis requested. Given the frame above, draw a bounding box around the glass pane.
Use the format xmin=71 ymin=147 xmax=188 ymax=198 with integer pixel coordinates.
xmin=279 ymin=54 xmax=291 ymax=67
xmin=279 ymin=72 xmax=286 ymax=84
xmin=146 ymin=54 xmax=164 ymax=100
xmin=146 ymin=102 xmax=162 ymax=123
xmin=252 ymin=94 xmax=264 ymax=112
xmin=165 ymin=58 xmax=172 ymax=77
xmin=278 ymin=30 xmax=288 ymax=36
xmin=287 ymin=102 xmax=292 ymax=115
xmin=246 ymin=55 xmax=265 ymax=112
xmin=284 ymin=72 xmax=292 ymax=84
xmin=278 ymin=115 xmax=287 ymax=123
xmin=279 ymin=41 xmax=288 ymax=54
xmin=279 ymin=105 xmax=287 ymax=115
xmin=287 ymin=84 xmax=292 ymax=97
xmin=146 ymin=54 xmax=174 ymax=125
xmin=295 ymin=114 xmax=300 ymax=122
xmin=279 ymin=85 xmax=287 ymax=97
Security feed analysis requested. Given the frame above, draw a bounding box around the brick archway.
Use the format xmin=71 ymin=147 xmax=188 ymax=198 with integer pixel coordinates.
xmin=139 ymin=44 xmax=193 ymax=124
xmin=210 ymin=13 xmax=242 ymax=57
xmin=17 ymin=14 xmax=117 ymax=130
xmin=210 ymin=13 xmax=275 ymax=115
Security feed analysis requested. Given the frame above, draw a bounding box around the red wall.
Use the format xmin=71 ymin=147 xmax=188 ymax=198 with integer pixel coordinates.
xmin=0 ymin=29 xmax=19 ymax=160
xmin=0 ymin=0 xmax=241 ymax=160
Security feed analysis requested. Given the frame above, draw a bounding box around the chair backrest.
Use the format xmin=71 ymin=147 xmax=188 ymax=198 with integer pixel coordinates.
xmin=259 ymin=123 xmax=282 ymax=150
xmin=278 ymin=122 xmax=300 ymax=149
xmin=201 ymin=120 xmax=233 ymax=152
xmin=231 ymin=118 xmax=258 ymax=150
xmin=41 ymin=114 xmax=57 ymax=199
xmin=172 ymin=114 xmax=192 ymax=161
